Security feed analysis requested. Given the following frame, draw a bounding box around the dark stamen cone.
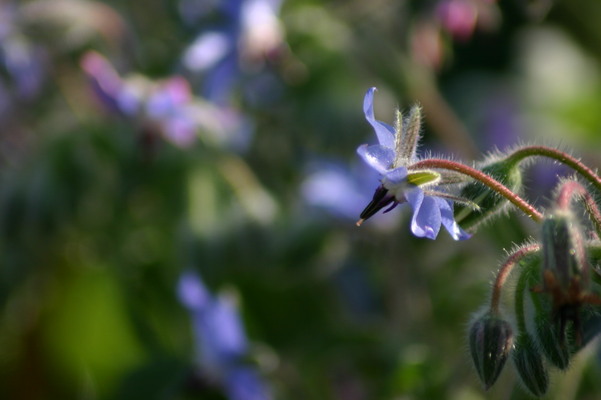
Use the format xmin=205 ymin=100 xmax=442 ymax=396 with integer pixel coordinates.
xmin=358 ymin=184 xmax=396 ymax=223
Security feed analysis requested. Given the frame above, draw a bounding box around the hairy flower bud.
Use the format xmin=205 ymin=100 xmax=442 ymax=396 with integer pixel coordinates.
xmin=538 ymin=210 xmax=597 ymax=350
xmin=454 ymin=158 xmax=522 ymax=229
xmin=513 ymin=333 xmax=549 ymax=397
xmin=469 ymin=312 xmax=514 ymax=389
xmin=533 ymin=311 xmax=570 ymax=370
xmin=541 ymin=211 xmax=588 ymax=293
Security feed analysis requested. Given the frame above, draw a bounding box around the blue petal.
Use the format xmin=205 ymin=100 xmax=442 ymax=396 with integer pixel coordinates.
xmin=225 ymin=367 xmax=272 ymax=400
xmin=363 ymin=87 xmax=395 ymax=149
xmin=357 ymin=144 xmax=394 ymax=174
xmin=195 ymin=294 xmax=248 ymax=370
xmin=383 ymin=166 xmax=408 ymax=185
xmin=405 ymin=188 xmax=441 ymax=239
xmin=436 ymin=197 xmax=471 ymax=241
xmin=177 ymin=271 xmax=211 ymax=311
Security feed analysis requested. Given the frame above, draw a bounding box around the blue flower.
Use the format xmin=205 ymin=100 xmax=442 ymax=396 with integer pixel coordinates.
xmin=356 ymin=87 xmax=471 ymax=240
xmin=181 ymin=0 xmax=283 ymax=105
xmin=177 ymin=271 xmax=272 ymax=400
xmin=301 ymin=160 xmax=401 ymax=229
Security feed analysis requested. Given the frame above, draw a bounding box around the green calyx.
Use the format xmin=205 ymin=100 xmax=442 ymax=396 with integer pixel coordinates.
xmin=513 ymin=333 xmax=549 ymax=397
xmin=406 ymin=170 xmax=440 ymax=187
xmin=454 ymin=157 xmax=522 ymax=230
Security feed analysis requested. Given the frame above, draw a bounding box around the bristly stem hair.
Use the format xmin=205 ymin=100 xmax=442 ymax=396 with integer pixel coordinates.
xmin=410 ymin=158 xmax=544 ymax=223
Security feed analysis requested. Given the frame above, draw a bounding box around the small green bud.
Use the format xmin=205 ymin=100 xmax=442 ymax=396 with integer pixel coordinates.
xmin=469 ymin=312 xmax=514 ymax=389
xmin=454 ymin=158 xmax=522 ymax=229
xmin=513 ymin=333 xmax=549 ymax=397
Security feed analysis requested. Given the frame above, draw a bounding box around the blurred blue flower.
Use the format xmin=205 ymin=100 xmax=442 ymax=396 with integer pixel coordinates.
xmin=356 ymin=87 xmax=470 ymax=240
xmin=81 ymin=51 xmax=251 ymax=149
xmin=182 ymin=0 xmax=283 ymax=105
xmin=0 ymin=3 xmax=47 ymax=117
xmin=178 ymin=271 xmax=272 ymax=400
xmin=301 ymin=161 xmax=401 ymax=230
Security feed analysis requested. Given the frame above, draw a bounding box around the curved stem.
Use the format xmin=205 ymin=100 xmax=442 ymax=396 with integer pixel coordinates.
xmin=556 ymin=180 xmax=601 ymax=238
xmin=411 ymin=158 xmax=544 ymax=222
xmin=490 ymin=244 xmax=541 ymax=314
xmin=506 ymin=146 xmax=601 ymax=194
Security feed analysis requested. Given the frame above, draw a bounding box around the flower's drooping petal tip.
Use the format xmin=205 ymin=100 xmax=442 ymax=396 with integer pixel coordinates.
xmin=362 ymin=87 xmax=395 ymax=149
xmin=363 ymin=87 xmax=377 ymax=117
xmin=406 ymin=188 xmax=441 ymax=239
xmin=437 ymin=198 xmax=471 ymax=241
xmin=357 ymin=144 xmax=395 ymax=174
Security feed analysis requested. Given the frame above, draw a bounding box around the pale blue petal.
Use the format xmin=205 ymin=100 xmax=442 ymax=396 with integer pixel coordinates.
xmin=363 ymin=87 xmax=395 ymax=149
xmin=383 ymin=166 xmax=408 ymax=185
xmin=357 ymin=144 xmax=394 ymax=174
xmin=178 ymin=271 xmax=211 ymax=311
xmin=405 ymin=187 xmax=441 ymax=239
xmin=196 ymin=294 xmax=248 ymax=370
xmin=436 ymin=198 xmax=471 ymax=240
xmin=225 ymin=367 xmax=272 ymax=400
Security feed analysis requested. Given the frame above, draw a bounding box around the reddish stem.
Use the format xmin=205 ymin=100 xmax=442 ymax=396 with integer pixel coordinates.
xmin=411 ymin=158 xmax=544 ymax=222
xmin=556 ymin=180 xmax=601 ymax=236
xmin=490 ymin=244 xmax=541 ymax=313
xmin=507 ymin=146 xmax=601 ymax=193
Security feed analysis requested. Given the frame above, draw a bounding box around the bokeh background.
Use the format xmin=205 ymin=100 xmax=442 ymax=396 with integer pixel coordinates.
xmin=2 ymin=0 xmax=601 ymax=399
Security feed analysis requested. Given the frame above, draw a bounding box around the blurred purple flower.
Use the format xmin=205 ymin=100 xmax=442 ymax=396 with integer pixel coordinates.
xmin=0 ymin=2 xmax=47 ymax=115
xmin=356 ymin=88 xmax=470 ymax=240
xmin=178 ymin=271 xmax=272 ymax=400
xmin=225 ymin=367 xmax=271 ymax=400
xmin=301 ymin=160 xmax=402 ymax=230
xmin=182 ymin=0 xmax=283 ymax=105
xmin=302 ymin=163 xmax=374 ymax=221
xmin=1 ymin=39 xmax=47 ymax=99
xmin=81 ymin=51 xmax=251 ymax=149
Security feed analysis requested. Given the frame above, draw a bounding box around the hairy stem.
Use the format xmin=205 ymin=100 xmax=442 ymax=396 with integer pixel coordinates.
xmin=556 ymin=180 xmax=601 ymax=237
xmin=506 ymin=146 xmax=601 ymax=194
xmin=411 ymin=158 xmax=544 ymax=222
xmin=514 ymin=258 xmax=536 ymax=333
xmin=490 ymin=244 xmax=541 ymax=315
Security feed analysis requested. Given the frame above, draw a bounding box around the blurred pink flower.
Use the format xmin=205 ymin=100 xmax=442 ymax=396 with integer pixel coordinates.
xmin=435 ymin=0 xmax=478 ymax=41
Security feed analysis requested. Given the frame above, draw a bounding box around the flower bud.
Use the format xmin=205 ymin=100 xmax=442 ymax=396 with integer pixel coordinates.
xmin=533 ymin=310 xmax=570 ymax=370
xmin=577 ymin=307 xmax=601 ymax=351
xmin=541 ymin=212 xmax=588 ymax=293
xmin=537 ymin=211 xmax=593 ymax=355
xmin=512 ymin=333 xmax=549 ymax=397
xmin=454 ymin=158 xmax=522 ymax=229
xmin=469 ymin=312 xmax=514 ymax=389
